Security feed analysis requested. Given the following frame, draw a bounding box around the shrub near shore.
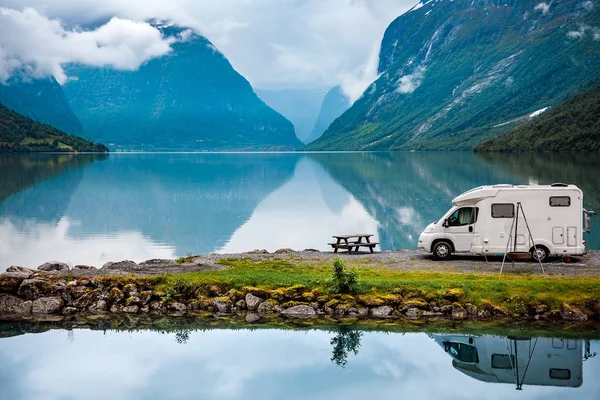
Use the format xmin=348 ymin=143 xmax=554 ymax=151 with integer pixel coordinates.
xmin=1 ymin=258 xmax=599 ymax=322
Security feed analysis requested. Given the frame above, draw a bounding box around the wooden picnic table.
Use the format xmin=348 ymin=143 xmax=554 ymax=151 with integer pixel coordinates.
xmin=328 ymin=234 xmax=379 ymax=253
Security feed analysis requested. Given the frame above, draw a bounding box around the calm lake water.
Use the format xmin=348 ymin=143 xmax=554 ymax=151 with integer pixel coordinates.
xmin=1 ymin=152 xmax=599 ymax=269
xmin=0 ymin=324 xmax=599 ymax=399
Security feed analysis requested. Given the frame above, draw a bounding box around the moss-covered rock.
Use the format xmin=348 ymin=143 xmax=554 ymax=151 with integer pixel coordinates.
xmin=242 ymin=286 xmax=270 ymax=299
xmin=443 ymin=288 xmax=465 ymax=302
xmin=561 ymin=303 xmax=588 ymax=321
xmin=282 ymin=301 xmax=309 ymax=309
xmin=400 ymin=300 xmax=429 ymax=311
xmin=107 ymin=287 xmax=124 ymax=304
xmin=225 ymin=289 xmax=244 ymax=302
xmin=356 ymin=295 xmax=385 ymax=307
xmin=283 ymin=284 xmax=308 ymax=300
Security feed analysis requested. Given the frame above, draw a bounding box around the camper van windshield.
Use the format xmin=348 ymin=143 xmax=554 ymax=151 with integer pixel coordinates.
xmin=447 ymin=207 xmax=477 ymax=227
xmin=443 ymin=342 xmax=479 ymax=363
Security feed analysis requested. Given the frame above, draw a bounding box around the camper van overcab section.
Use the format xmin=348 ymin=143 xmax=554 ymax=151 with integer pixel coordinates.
xmin=418 ymin=184 xmax=590 ymax=261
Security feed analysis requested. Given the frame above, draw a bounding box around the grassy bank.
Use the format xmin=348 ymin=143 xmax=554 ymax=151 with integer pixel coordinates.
xmin=152 ymin=258 xmax=600 ymax=316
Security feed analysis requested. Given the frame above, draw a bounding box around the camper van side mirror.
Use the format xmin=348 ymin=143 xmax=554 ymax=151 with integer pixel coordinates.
xmin=443 ymin=219 xmax=448 ymax=228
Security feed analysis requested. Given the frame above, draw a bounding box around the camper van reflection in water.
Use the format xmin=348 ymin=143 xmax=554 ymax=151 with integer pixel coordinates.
xmin=431 ymin=334 xmax=593 ymax=389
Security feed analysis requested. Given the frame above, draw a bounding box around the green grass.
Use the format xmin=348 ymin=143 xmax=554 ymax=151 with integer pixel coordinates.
xmin=150 ymin=258 xmax=600 ymax=313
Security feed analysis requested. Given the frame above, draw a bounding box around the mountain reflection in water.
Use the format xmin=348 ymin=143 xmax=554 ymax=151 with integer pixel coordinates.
xmin=0 ymin=322 xmax=598 ymax=399
xmin=1 ymin=152 xmax=599 ymax=269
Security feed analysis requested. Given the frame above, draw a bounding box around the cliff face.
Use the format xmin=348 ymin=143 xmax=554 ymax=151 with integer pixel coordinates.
xmin=64 ymin=28 xmax=302 ymax=151
xmin=307 ymin=86 xmax=350 ymax=144
xmin=0 ymin=77 xmax=84 ymax=137
xmin=307 ymin=0 xmax=600 ymax=151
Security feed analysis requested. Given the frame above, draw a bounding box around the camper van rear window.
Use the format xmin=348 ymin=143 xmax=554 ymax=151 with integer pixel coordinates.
xmin=491 ymin=203 xmax=514 ymax=218
xmin=549 ymin=196 xmax=571 ymax=207
xmin=549 ymin=368 xmax=571 ymax=380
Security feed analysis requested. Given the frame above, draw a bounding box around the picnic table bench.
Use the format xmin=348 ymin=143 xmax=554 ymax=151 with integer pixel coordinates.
xmin=328 ymin=234 xmax=379 ymax=253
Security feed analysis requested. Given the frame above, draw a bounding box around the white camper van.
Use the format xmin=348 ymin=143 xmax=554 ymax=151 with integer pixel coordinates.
xmin=431 ymin=334 xmax=584 ymax=389
xmin=418 ymin=184 xmax=592 ymax=261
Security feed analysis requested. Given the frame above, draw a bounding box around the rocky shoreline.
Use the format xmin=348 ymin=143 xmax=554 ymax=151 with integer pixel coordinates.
xmin=1 ymin=261 xmax=597 ymax=323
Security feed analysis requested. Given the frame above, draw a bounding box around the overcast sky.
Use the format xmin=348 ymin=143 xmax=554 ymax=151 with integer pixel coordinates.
xmin=0 ymin=0 xmax=416 ymax=100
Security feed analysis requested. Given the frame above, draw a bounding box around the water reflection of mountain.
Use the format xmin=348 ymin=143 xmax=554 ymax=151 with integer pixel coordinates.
xmin=432 ymin=334 xmax=591 ymax=389
xmin=310 ymin=152 xmax=521 ymax=250
xmin=0 ymin=154 xmax=107 ymax=222
xmin=65 ymin=154 xmax=300 ymax=255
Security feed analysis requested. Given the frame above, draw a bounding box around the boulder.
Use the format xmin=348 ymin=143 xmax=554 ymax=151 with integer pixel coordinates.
xmin=38 ymin=262 xmax=70 ymax=272
xmin=235 ymin=300 xmax=247 ymax=310
xmin=370 ymin=306 xmax=394 ymax=317
xmin=245 ymin=293 xmax=264 ymax=311
xmin=122 ymin=305 xmax=140 ymax=314
xmin=5 ymin=266 xmax=35 ymax=276
xmin=257 ymin=300 xmax=280 ymax=315
xmin=73 ymin=265 xmax=97 ymax=270
xmin=452 ymin=304 xmax=467 ymax=319
xmin=400 ymin=300 xmax=429 ymax=312
xmin=212 ymin=297 xmax=232 ymax=313
xmin=405 ymin=308 xmax=421 ymax=318
xmin=465 ymin=304 xmax=478 ymax=316
xmin=62 ymin=307 xmax=77 ymax=315
xmin=423 ymin=311 xmax=443 ymax=316
xmin=281 ymin=305 xmax=317 ymax=317
xmin=125 ymin=296 xmax=142 ymax=307
xmin=122 ymin=284 xmax=138 ymax=297
xmin=246 ymin=313 xmax=261 ymax=323
xmin=274 ymin=248 xmax=295 ymax=254
xmin=107 ymin=287 xmax=124 ymax=303
xmin=167 ymin=302 xmax=187 ymax=313
xmin=358 ymin=307 xmax=369 ymax=316
xmin=32 ymin=297 xmax=64 ymax=314
xmin=561 ymin=304 xmax=588 ymax=321
xmin=102 ymin=261 xmax=139 ymax=271
xmin=17 ymin=278 xmax=57 ymax=300
xmin=89 ymin=300 xmax=108 ymax=313
xmin=149 ymin=301 xmax=166 ymax=312
xmin=0 ymin=294 xmax=32 ymax=315
xmin=0 ymin=272 xmax=29 ymax=294
xmin=443 ymin=288 xmax=465 ymax=302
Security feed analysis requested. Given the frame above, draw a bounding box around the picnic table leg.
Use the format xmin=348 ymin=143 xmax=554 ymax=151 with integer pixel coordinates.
xmin=355 ymin=236 xmax=363 ymax=252
xmin=334 ymin=238 xmax=340 ymax=253
xmin=344 ymin=238 xmax=351 ymax=253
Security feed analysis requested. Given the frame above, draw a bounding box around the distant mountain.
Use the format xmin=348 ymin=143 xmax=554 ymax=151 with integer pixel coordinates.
xmin=475 ymin=82 xmax=600 ymax=152
xmin=307 ymin=86 xmax=350 ymax=144
xmin=64 ymin=28 xmax=302 ymax=151
xmin=0 ymin=77 xmax=84 ymax=136
xmin=256 ymin=88 xmax=325 ymax=143
xmin=307 ymin=0 xmax=600 ymax=151
xmin=0 ymin=102 xmax=107 ymax=153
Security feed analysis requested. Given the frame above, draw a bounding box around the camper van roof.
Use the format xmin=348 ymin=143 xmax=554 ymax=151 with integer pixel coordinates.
xmin=452 ymin=184 xmax=580 ymax=206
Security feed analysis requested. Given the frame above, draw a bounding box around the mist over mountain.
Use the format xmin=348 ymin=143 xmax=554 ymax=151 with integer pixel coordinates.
xmin=307 ymin=0 xmax=600 ymax=151
xmin=63 ymin=27 xmax=302 ymax=151
xmin=307 ymin=86 xmax=351 ymax=144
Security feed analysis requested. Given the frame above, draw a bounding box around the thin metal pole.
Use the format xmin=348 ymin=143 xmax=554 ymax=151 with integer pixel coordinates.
xmin=501 ymin=209 xmax=517 ymax=274
xmin=519 ymin=202 xmax=545 ymax=274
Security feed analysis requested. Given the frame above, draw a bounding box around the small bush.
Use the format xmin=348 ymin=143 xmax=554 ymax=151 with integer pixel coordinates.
xmin=327 ymin=258 xmax=359 ymax=294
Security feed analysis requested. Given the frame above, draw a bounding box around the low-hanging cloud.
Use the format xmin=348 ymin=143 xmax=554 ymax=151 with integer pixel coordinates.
xmin=396 ymin=66 xmax=426 ymax=94
xmin=0 ymin=7 xmax=177 ymax=84
xmin=534 ymin=2 xmax=551 ymax=15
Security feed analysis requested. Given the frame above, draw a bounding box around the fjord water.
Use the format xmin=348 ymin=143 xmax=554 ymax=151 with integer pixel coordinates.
xmin=1 ymin=152 xmax=599 ymax=269
xmin=0 ymin=325 xmax=599 ymax=399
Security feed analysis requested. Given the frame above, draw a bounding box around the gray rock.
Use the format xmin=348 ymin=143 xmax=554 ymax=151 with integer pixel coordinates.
xmin=122 ymin=284 xmax=138 ymax=297
xmin=257 ymin=301 xmax=279 ymax=314
xmin=0 ymin=272 xmax=29 ymax=293
xmin=102 ymin=261 xmax=139 ymax=271
xmin=32 ymin=297 xmax=64 ymax=314
xmin=465 ymin=304 xmax=478 ymax=316
xmin=235 ymin=299 xmax=247 ymax=310
xmin=89 ymin=300 xmax=108 ymax=313
xmin=246 ymin=312 xmax=261 ymax=323
xmin=281 ymin=305 xmax=316 ymax=317
xmin=324 ymin=305 xmax=335 ymax=315
xmin=561 ymin=304 xmax=588 ymax=321
xmin=139 ymin=259 xmax=176 ymax=266
xmin=109 ymin=305 xmax=122 ymax=313
xmin=370 ymin=306 xmax=394 ymax=317
xmin=477 ymin=309 xmax=491 ymax=318
xmin=405 ymin=308 xmax=421 ymax=318
xmin=73 ymin=265 xmax=97 ymax=270
xmin=0 ymin=294 xmax=32 ymax=315
xmin=140 ymin=305 xmax=150 ymax=313
xmin=167 ymin=302 xmax=187 ymax=313
xmin=5 ymin=266 xmax=35 ymax=276
xmin=122 ymin=305 xmax=140 ymax=314
xmin=212 ymin=298 xmax=232 ymax=313
xmin=423 ymin=311 xmax=443 ymax=316
xmin=245 ymin=293 xmax=263 ymax=311
xmin=38 ymin=262 xmax=70 ymax=272
xmin=358 ymin=307 xmax=370 ymax=316
xmin=17 ymin=278 xmax=57 ymax=300
xmin=149 ymin=301 xmax=165 ymax=312
xmin=125 ymin=296 xmax=142 ymax=307
xmin=452 ymin=304 xmax=467 ymax=319
xmin=63 ymin=307 xmax=78 ymax=315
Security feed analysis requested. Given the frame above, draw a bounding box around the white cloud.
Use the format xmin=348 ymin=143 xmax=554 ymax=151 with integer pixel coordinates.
xmin=0 ymin=0 xmax=416 ymax=90
xmin=534 ymin=2 xmax=551 ymax=15
xmin=340 ymin=41 xmax=382 ymax=103
xmin=0 ymin=7 xmax=177 ymax=84
xmin=396 ymin=66 xmax=426 ymax=94
xmin=567 ymin=24 xmax=600 ymax=40
xmin=582 ymin=1 xmax=594 ymax=11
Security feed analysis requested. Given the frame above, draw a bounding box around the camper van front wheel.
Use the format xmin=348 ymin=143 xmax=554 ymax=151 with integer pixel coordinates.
xmin=531 ymin=246 xmax=550 ymax=263
xmin=433 ymin=241 xmax=452 ymax=260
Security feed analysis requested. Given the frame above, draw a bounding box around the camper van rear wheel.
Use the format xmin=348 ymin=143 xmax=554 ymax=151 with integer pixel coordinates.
xmin=531 ymin=246 xmax=550 ymax=263
xmin=433 ymin=241 xmax=452 ymax=260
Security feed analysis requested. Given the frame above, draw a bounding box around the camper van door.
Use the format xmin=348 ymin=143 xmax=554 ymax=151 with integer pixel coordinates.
xmin=445 ymin=207 xmax=477 ymax=252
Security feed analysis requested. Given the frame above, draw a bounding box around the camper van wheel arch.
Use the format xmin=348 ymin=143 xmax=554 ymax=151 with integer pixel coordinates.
xmin=432 ymin=240 xmax=453 ymax=260
xmin=530 ymin=245 xmax=550 ymax=263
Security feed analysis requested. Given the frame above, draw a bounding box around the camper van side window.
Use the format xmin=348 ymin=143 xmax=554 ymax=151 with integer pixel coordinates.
xmin=549 ymin=369 xmax=571 ymax=380
xmin=549 ymin=196 xmax=571 ymax=207
xmin=491 ymin=203 xmax=514 ymax=218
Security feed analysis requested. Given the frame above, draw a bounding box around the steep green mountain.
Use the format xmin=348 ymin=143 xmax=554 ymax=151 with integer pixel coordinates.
xmin=475 ymin=83 xmax=600 ymax=152
xmin=307 ymin=0 xmax=600 ymax=151
xmin=0 ymin=102 xmax=107 ymax=153
xmin=64 ymin=28 xmax=302 ymax=151
xmin=307 ymin=85 xmax=351 ymax=144
xmin=0 ymin=77 xmax=84 ymax=136
xmin=255 ymin=88 xmax=325 ymax=143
